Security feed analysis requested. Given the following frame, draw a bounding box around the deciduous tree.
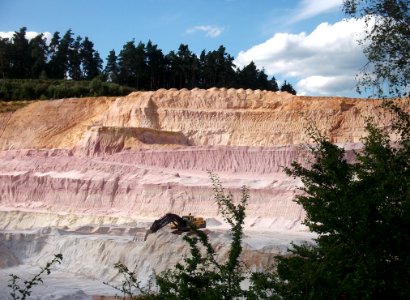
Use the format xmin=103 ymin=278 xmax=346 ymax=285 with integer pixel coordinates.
xmin=343 ymin=0 xmax=410 ymax=97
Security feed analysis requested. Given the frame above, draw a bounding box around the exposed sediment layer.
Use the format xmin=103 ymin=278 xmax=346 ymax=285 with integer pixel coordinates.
xmin=0 ymin=223 xmax=315 ymax=298
xmin=0 ymin=88 xmax=403 ymax=229
xmin=1 ymin=89 xmax=405 ymax=153
xmin=0 ymin=146 xmax=306 ymax=230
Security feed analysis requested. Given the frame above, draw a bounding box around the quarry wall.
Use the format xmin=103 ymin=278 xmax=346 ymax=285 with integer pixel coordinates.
xmin=1 ymin=88 xmax=408 ymax=298
xmin=0 ymin=88 xmax=406 ymax=229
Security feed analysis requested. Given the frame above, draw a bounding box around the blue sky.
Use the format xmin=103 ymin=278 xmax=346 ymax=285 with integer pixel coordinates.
xmin=0 ymin=0 xmax=369 ymax=97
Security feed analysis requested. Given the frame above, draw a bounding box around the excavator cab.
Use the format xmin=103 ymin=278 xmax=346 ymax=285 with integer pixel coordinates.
xmin=170 ymin=214 xmax=206 ymax=229
xmin=182 ymin=215 xmax=206 ymax=229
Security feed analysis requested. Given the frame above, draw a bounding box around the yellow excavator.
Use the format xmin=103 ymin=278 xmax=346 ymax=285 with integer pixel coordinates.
xmin=144 ymin=213 xmax=206 ymax=241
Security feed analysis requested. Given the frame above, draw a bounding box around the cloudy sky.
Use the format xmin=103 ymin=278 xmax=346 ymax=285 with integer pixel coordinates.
xmin=0 ymin=0 xmax=368 ymax=97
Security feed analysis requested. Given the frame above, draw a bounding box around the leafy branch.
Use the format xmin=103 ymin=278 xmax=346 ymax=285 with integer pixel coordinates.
xmin=8 ymin=253 xmax=63 ymax=300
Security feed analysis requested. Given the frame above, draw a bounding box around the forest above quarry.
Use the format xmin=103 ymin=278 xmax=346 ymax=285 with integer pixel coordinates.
xmin=0 ymin=27 xmax=297 ymax=101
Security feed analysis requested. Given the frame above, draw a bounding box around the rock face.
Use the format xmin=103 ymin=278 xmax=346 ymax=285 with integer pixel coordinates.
xmin=0 ymin=88 xmax=398 ymax=229
xmin=0 ymin=88 xmax=406 ymax=297
xmin=0 ymin=89 xmax=402 ymax=152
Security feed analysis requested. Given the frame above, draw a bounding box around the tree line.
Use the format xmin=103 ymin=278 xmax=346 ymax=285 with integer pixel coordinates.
xmin=0 ymin=27 xmax=297 ymax=94
xmin=0 ymin=27 xmax=102 ymax=81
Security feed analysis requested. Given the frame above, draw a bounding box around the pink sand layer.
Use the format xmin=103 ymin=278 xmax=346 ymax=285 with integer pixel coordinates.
xmin=0 ymin=144 xmax=360 ymax=230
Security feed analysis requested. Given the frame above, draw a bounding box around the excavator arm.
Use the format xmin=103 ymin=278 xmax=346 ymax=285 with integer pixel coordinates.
xmin=144 ymin=213 xmax=188 ymax=241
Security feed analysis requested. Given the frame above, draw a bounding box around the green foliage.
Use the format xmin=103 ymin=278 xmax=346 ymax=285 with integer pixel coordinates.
xmin=0 ymin=100 xmax=34 ymax=113
xmin=343 ymin=0 xmax=410 ymax=97
xmin=247 ymin=268 xmax=281 ymax=300
xmin=280 ymin=81 xmax=297 ymax=95
xmin=236 ymin=61 xmax=278 ymax=91
xmin=0 ymin=28 xmax=103 ymax=81
xmin=104 ymin=262 xmax=156 ymax=300
xmin=153 ymin=173 xmax=248 ymax=300
xmin=104 ymin=49 xmax=119 ymax=83
xmin=8 ymin=253 xmax=63 ymax=300
xmin=0 ymin=79 xmax=135 ymax=100
xmin=0 ymin=26 xmax=287 ymax=92
xmin=109 ymin=174 xmax=249 ymax=300
xmin=263 ymin=101 xmax=410 ymax=299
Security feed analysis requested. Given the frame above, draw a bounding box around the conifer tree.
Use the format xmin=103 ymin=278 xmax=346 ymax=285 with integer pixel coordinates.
xmin=10 ymin=27 xmax=30 ymax=78
xmin=280 ymin=80 xmax=297 ymax=95
xmin=81 ymin=37 xmax=102 ymax=80
xmin=29 ymin=34 xmax=48 ymax=79
xmin=104 ymin=49 xmax=119 ymax=83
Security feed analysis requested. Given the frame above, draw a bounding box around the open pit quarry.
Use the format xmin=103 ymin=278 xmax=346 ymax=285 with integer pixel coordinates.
xmin=0 ymin=88 xmax=406 ymax=299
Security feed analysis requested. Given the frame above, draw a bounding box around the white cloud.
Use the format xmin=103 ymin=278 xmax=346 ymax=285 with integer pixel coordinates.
xmin=235 ymin=18 xmax=368 ymax=96
xmin=296 ymin=75 xmax=356 ymax=96
xmin=186 ymin=25 xmax=224 ymax=38
xmin=0 ymin=31 xmax=14 ymax=40
xmin=0 ymin=31 xmax=52 ymax=43
xmin=290 ymin=0 xmax=343 ymax=23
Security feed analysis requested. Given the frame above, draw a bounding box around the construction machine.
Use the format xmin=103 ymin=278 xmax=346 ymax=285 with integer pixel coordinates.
xmin=143 ymin=213 xmax=206 ymax=241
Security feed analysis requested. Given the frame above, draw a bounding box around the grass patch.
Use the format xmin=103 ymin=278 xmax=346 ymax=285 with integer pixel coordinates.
xmin=0 ymin=100 xmax=36 ymax=113
xmin=0 ymin=78 xmax=135 ymax=101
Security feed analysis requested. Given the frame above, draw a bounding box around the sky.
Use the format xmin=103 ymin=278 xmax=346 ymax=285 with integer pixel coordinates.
xmin=0 ymin=0 xmax=369 ymax=97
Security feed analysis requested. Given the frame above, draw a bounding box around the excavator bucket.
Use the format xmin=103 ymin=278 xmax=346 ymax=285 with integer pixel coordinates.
xmin=143 ymin=229 xmax=152 ymax=241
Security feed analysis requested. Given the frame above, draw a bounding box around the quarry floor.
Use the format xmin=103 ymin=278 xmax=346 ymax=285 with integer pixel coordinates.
xmin=0 ymin=220 xmax=316 ymax=299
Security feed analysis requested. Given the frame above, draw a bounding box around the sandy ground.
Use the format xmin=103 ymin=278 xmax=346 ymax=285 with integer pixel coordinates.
xmin=0 ymin=220 xmax=316 ymax=299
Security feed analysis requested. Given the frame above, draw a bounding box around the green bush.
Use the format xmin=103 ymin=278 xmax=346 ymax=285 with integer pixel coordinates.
xmin=8 ymin=254 xmax=63 ymax=300
xmin=0 ymin=79 xmax=135 ymax=101
xmin=253 ymin=101 xmax=410 ymax=300
xmin=107 ymin=173 xmax=249 ymax=300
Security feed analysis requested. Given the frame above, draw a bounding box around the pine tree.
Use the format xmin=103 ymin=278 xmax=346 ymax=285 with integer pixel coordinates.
xmin=81 ymin=37 xmax=101 ymax=80
xmin=10 ymin=27 xmax=31 ymax=78
xmin=268 ymin=76 xmax=279 ymax=92
xmin=104 ymin=49 xmax=119 ymax=83
xmin=280 ymin=80 xmax=297 ymax=95
xmin=48 ymin=29 xmax=74 ymax=79
xmin=118 ymin=40 xmax=137 ymax=87
xmin=46 ymin=31 xmax=61 ymax=78
xmin=68 ymin=36 xmax=82 ymax=80
xmin=29 ymin=34 xmax=48 ymax=79
xmin=214 ymin=45 xmax=236 ymax=88
xmin=237 ymin=61 xmax=259 ymax=89
xmin=145 ymin=40 xmax=165 ymax=90
xmin=134 ymin=41 xmax=146 ymax=89
xmin=0 ymin=37 xmax=12 ymax=79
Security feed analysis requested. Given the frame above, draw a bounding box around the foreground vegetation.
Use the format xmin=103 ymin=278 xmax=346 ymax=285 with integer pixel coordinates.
xmin=8 ymin=254 xmax=63 ymax=300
